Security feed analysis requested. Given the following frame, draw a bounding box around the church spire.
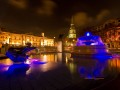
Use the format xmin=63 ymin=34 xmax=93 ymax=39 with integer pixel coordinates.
xmin=71 ymin=16 xmax=74 ymax=25
xmin=68 ymin=16 xmax=76 ymax=38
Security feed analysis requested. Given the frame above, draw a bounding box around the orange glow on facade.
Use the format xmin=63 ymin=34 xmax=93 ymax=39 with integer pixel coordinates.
xmin=0 ymin=31 xmax=54 ymax=47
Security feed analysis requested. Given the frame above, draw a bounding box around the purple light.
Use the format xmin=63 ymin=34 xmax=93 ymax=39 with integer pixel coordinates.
xmin=76 ymin=32 xmax=104 ymax=46
xmin=25 ymin=58 xmax=46 ymax=65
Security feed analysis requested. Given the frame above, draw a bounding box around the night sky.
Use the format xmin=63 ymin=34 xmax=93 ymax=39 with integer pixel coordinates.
xmin=0 ymin=0 xmax=120 ymax=38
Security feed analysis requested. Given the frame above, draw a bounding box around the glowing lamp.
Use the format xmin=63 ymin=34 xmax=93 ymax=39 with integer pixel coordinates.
xmin=86 ymin=32 xmax=91 ymax=36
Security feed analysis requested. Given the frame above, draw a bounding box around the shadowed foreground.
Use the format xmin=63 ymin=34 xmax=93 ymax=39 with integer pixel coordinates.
xmin=0 ymin=62 xmax=73 ymax=90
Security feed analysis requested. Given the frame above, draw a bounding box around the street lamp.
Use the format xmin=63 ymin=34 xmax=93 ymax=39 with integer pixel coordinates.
xmin=54 ymin=37 xmax=55 ymax=46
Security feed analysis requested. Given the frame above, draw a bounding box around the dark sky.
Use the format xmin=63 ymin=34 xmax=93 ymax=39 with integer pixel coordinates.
xmin=0 ymin=0 xmax=120 ymax=38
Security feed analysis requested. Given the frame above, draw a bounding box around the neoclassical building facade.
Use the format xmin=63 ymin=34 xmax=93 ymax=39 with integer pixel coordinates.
xmin=0 ymin=30 xmax=54 ymax=47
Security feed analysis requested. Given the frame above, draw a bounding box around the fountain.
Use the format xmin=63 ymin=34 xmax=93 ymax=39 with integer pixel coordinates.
xmin=71 ymin=32 xmax=112 ymax=58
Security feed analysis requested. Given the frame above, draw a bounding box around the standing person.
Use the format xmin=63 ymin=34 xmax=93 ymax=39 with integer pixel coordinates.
xmin=0 ymin=43 xmax=2 ymax=53
xmin=1 ymin=45 xmax=5 ymax=55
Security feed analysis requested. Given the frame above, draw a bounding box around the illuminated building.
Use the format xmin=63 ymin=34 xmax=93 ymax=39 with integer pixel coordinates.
xmin=63 ymin=16 xmax=77 ymax=52
xmin=91 ymin=18 xmax=120 ymax=48
xmin=104 ymin=26 xmax=120 ymax=49
xmin=0 ymin=30 xmax=54 ymax=47
xmin=40 ymin=37 xmax=54 ymax=46
xmin=68 ymin=17 xmax=76 ymax=39
xmin=65 ymin=16 xmax=77 ymax=47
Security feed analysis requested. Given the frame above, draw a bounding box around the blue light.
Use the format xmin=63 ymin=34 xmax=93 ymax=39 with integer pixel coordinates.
xmin=79 ymin=67 xmax=85 ymax=74
xmin=86 ymin=32 xmax=90 ymax=36
xmin=92 ymin=53 xmax=112 ymax=62
xmin=7 ymin=63 xmax=30 ymax=75
xmin=77 ymin=32 xmax=105 ymax=46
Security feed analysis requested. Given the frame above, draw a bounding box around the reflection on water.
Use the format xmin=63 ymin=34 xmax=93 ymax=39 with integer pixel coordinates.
xmin=0 ymin=58 xmax=13 ymax=65
xmin=0 ymin=59 xmax=72 ymax=90
xmin=108 ymin=58 xmax=120 ymax=69
xmin=1 ymin=53 xmax=120 ymax=80
xmin=77 ymin=59 xmax=107 ymax=79
xmin=108 ymin=58 xmax=120 ymax=74
xmin=40 ymin=54 xmax=57 ymax=62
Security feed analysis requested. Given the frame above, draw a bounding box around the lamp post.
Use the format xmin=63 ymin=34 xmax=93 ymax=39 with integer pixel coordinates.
xmin=54 ymin=37 xmax=55 ymax=46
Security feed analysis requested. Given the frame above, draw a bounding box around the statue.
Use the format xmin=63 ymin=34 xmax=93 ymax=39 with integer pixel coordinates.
xmin=5 ymin=46 xmax=36 ymax=75
xmin=6 ymin=46 xmax=36 ymax=63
